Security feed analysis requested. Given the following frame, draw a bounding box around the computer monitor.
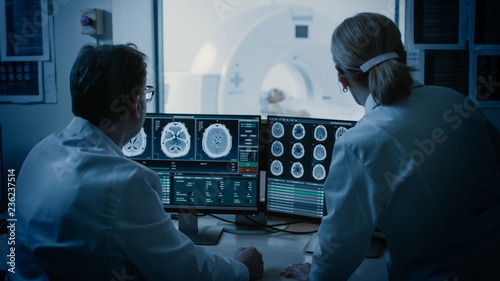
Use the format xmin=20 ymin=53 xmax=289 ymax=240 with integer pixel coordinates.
xmin=123 ymin=113 xmax=261 ymax=244
xmin=265 ymin=115 xmax=357 ymax=222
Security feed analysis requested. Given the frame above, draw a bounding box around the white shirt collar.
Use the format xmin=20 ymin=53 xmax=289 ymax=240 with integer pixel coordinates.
xmin=66 ymin=117 xmax=125 ymax=157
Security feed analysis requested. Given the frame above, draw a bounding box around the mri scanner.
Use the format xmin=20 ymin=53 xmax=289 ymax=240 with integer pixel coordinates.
xmin=165 ymin=4 xmax=364 ymax=120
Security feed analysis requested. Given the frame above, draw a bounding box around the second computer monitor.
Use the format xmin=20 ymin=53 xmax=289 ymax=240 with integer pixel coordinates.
xmin=265 ymin=115 xmax=357 ymax=221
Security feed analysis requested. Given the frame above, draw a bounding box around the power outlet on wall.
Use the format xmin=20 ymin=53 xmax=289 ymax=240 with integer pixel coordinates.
xmin=80 ymin=9 xmax=103 ymax=35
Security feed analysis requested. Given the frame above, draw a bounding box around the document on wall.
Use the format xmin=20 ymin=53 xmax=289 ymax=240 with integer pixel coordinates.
xmin=0 ymin=0 xmax=56 ymax=104
xmin=0 ymin=0 xmax=50 ymax=61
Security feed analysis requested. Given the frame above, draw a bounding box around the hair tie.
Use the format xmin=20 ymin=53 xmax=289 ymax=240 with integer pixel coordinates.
xmin=360 ymin=52 xmax=399 ymax=73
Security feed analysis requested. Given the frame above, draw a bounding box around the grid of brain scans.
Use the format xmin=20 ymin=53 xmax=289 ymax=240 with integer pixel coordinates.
xmin=266 ymin=116 xmax=357 ymax=220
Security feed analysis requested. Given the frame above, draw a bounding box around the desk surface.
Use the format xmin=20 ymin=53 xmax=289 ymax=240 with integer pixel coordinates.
xmin=180 ymin=216 xmax=388 ymax=281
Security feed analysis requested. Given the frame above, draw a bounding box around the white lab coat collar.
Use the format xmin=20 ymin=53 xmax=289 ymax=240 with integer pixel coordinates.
xmin=65 ymin=117 xmax=125 ymax=157
xmin=364 ymin=94 xmax=378 ymax=114
xmin=364 ymin=80 xmax=424 ymax=114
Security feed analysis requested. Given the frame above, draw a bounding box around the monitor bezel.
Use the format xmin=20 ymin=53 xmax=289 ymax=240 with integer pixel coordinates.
xmin=264 ymin=115 xmax=357 ymax=222
xmin=133 ymin=113 xmax=262 ymax=215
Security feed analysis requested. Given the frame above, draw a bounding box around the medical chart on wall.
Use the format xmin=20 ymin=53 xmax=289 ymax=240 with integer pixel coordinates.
xmin=0 ymin=0 xmax=56 ymax=104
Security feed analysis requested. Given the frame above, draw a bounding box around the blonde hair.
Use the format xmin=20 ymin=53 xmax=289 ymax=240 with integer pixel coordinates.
xmin=331 ymin=13 xmax=414 ymax=105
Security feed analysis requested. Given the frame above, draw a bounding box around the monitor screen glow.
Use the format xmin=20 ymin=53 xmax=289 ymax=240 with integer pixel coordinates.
xmin=265 ymin=115 xmax=357 ymax=221
xmin=124 ymin=114 xmax=261 ymax=214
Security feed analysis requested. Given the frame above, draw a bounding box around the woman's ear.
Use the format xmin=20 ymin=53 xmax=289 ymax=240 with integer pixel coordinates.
xmin=336 ymin=66 xmax=349 ymax=90
xmin=335 ymin=66 xmax=344 ymax=74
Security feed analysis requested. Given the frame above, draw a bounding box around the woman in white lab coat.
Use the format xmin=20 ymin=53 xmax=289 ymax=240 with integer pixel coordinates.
xmin=282 ymin=12 xmax=500 ymax=281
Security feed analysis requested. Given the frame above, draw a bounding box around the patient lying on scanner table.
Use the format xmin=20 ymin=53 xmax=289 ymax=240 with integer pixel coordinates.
xmin=261 ymin=88 xmax=310 ymax=117
xmin=261 ymin=88 xmax=363 ymax=120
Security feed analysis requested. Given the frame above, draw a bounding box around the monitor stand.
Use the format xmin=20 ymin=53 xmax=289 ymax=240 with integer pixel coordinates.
xmin=178 ymin=213 xmax=223 ymax=245
xmin=220 ymin=213 xmax=286 ymax=234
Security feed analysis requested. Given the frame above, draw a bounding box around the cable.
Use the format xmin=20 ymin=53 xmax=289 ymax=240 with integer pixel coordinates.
xmin=243 ymin=215 xmax=318 ymax=234
xmin=209 ymin=214 xmax=318 ymax=235
xmin=208 ymin=214 xmax=300 ymax=227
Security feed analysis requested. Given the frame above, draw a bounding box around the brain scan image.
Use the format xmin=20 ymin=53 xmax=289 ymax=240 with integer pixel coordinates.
xmin=312 ymin=164 xmax=326 ymax=181
xmin=292 ymin=123 xmax=305 ymax=140
xmin=335 ymin=126 xmax=348 ymax=139
xmin=270 ymin=159 xmax=284 ymax=176
xmin=314 ymin=125 xmax=328 ymax=142
xmin=291 ymin=162 xmax=304 ymax=178
xmin=202 ymin=123 xmax=232 ymax=158
xmin=313 ymin=144 xmax=327 ymax=161
xmin=291 ymin=142 xmax=305 ymax=159
xmin=161 ymin=122 xmax=191 ymax=158
xmin=123 ymin=128 xmax=147 ymax=157
xmin=272 ymin=122 xmax=285 ymax=138
xmin=271 ymin=141 xmax=284 ymax=157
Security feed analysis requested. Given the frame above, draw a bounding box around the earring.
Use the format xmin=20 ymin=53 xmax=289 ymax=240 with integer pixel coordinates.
xmin=343 ymin=87 xmax=348 ymax=93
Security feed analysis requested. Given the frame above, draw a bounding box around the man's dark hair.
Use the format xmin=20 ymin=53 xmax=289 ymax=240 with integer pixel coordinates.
xmin=70 ymin=44 xmax=147 ymax=127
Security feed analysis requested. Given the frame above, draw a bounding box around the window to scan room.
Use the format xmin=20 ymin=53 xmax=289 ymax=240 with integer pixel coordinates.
xmin=160 ymin=0 xmax=401 ymax=120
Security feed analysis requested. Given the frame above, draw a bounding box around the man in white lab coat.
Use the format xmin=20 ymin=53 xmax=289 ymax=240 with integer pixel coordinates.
xmin=282 ymin=13 xmax=500 ymax=281
xmin=13 ymin=44 xmax=263 ymax=281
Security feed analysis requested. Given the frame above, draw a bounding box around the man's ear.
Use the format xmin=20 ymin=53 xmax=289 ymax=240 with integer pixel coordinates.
xmin=132 ymin=95 xmax=142 ymax=119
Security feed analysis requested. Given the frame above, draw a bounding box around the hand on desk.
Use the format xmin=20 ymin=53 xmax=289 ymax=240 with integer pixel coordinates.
xmin=281 ymin=263 xmax=311 ymax=281
xmin=233 ymin=246 xmax=264 ymax=281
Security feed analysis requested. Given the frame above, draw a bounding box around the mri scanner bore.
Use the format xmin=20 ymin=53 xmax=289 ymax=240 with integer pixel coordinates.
xmin=165 ymin=4 xmax=364 ymax=120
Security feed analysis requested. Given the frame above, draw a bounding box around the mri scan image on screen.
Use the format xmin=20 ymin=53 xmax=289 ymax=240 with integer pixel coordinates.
xmin=161 ymin=121 xmax=192 ymax=158
xmin=265 ymin=116 xmax=356 ymax=221
xmin=197 ymin=119 xmax=239 ymax=161
xmin=153 ymin=118 xmax=196 ymax=160
xmin=122 ymin=119 xmax=153 ymax=159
